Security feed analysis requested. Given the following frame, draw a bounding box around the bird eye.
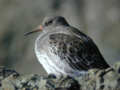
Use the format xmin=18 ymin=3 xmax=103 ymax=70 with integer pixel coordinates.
xmin=45 ymin=20 xmax=53 ymax=26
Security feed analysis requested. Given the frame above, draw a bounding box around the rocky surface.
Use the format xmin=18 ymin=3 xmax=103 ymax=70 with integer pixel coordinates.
xmin=0 ymin=62 xmax=120 ymax=90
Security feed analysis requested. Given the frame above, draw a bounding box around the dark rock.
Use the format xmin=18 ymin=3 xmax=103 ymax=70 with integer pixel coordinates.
xmin=0 ymin=62 xmax=120 ymax=90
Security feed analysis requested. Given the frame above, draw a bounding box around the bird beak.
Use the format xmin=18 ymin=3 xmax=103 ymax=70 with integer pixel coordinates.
xmin=24 ymin=25 xmax=43 ymax=36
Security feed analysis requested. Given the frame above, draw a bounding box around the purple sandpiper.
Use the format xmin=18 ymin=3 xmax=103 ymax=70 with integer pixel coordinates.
xmin=25 ymin=16 xmax=110 ymax=77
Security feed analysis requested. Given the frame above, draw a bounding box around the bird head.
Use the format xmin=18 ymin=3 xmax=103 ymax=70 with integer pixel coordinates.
xmin=24 ymin=16 xmax=69 ymax=36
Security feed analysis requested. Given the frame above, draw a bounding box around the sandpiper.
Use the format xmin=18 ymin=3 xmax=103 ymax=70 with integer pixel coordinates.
xmin=25 ymin=16 xmax=110 ymax=77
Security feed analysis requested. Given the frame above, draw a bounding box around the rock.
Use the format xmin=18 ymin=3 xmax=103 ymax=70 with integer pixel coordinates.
xmin=0 ymin=62 xmax=120 ymax=90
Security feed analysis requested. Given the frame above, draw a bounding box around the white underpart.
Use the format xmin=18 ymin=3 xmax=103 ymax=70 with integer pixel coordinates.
xmin=35 ymin=50 xmax=65 ymax=76
xmin=35 ymin=48 xmax=87 ymax=77
xmin=34 ymin=30 xmax=87 ymax=77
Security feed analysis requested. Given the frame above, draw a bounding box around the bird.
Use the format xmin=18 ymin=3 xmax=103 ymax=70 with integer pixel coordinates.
xmin=25 ymin=16 xmax=110 ymax=77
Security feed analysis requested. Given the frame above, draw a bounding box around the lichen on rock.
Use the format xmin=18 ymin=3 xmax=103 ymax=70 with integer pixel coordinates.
xmin=0 ymin=62 xmax=120 ymax=90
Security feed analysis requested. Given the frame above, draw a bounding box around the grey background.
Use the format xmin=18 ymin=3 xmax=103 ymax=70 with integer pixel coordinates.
xmin=0 ymin=0 xmax=120 ymax=75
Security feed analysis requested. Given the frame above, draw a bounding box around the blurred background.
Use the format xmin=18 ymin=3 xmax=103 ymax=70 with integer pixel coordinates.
xmin=0 ymin=0 xmax=120 ymax=75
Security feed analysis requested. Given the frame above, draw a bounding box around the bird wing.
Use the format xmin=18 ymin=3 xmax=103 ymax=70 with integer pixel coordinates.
xmin=48 ymin=27 xmax=109 ymax=71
